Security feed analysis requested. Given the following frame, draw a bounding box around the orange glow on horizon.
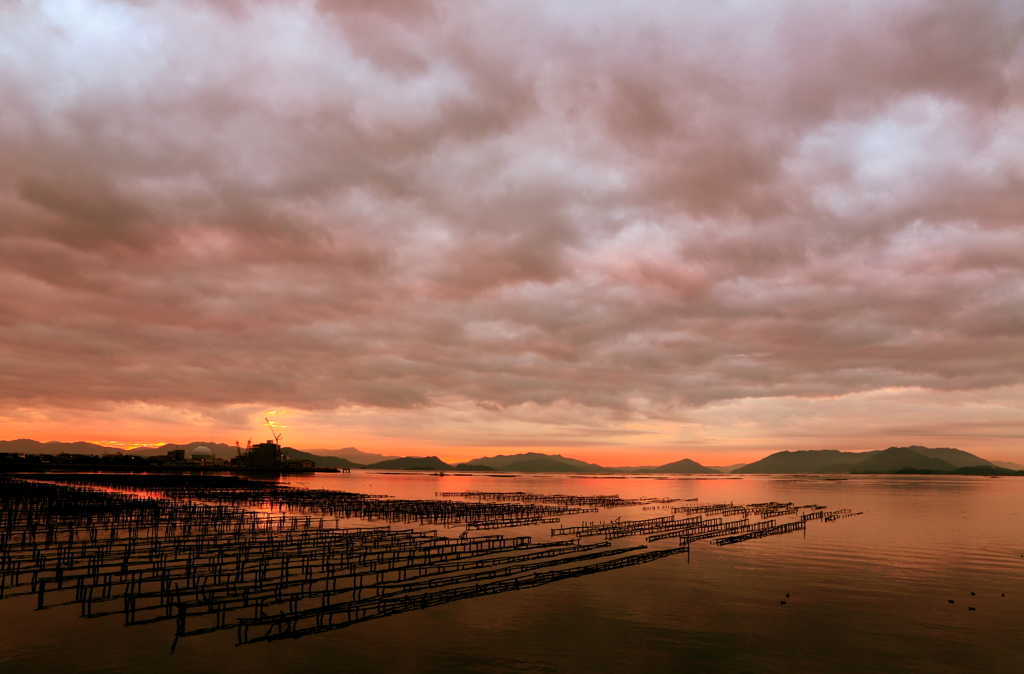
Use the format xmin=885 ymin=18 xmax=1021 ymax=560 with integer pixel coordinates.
xmin=4 ymin=393 xmax=1023 ymax=466
xmin=7 ymin=423 xmax=1023 ymax=467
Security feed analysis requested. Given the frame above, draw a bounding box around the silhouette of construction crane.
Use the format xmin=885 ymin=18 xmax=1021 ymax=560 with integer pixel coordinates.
xmin=264 ymin=417 xmax=282 ymax=445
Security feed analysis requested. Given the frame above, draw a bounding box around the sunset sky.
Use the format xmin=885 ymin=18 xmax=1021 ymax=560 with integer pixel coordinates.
xmin=2 ymin=1 xmax=1023 ymax=465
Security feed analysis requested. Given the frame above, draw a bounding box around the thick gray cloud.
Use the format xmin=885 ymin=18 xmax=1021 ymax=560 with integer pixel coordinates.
xmin=1 ymin=0 xmax=1023 ymax=453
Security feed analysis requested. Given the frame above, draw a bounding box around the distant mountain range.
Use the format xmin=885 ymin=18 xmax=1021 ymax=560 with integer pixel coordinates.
xmin=630 ymin=459 xmax=720 ymax=474
xmin=463 ymin=452 xmax=610 ymax=473
xmin=705 ymin=463 xmax=749 ymax=473
xmin=303 ymin=448 xmax=401 ymax=464
xmin=364 ymin=456 xmax=452 ymax=471
xmin=0 ymin=439 xmax=363 ymax=470
xmin=732 ymin=449 xmax=870 ymax=474
xmin=359 ymin=453 xmax=724 ymax=474
xmin=132 ymin=442 xmax=367 ymax=469
xmin=0 ymin=439 xmax=1016 ymax=475
xmin=359 ymin=446 xmax=1008 ymax=475
xmin=0 ymin=439 xmax=115 ymax=455
xmin=734 ymin=446 xmax=999 ymax=474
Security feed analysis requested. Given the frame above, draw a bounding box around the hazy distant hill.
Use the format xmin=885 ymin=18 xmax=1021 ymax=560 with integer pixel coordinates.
xmin=705 ymin=463 xmax=748 ymax=474
xmin=453 ymin=463 xmax=497 ymax=472
xmin=303 ymin=447 xmax=400 ymax=464
xmin=2 ymin=438 xmax=405 ymax=470
xmin=994 ymin=460 xmax=1024 ymax=471
xmin=283 ymin=449 xmax=363 ymax=468
xmin=464 ymin=452 xmax=610 ymax=473
xmin=503 ymin=456 xmax=606 ymax=472
xmin=632 ymin=459 xmax=718 ymax=474
xmin=733 ymin=450 xmax=877 ymax=474
xmin=364 ymin=456 xmax=453 ymax=470
xmin=850 ymin=447 xmax=956 ymax=472
xmin=0 ymin=439 xmax=114 ymax=455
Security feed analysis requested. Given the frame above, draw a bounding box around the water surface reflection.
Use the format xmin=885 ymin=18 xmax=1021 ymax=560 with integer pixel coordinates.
xmin=1 ymin=472 xmax=1021 ymax=673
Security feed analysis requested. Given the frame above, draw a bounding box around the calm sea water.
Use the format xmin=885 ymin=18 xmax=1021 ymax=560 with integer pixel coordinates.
xmin=2 ymin=472 xmax=1023 ymax=673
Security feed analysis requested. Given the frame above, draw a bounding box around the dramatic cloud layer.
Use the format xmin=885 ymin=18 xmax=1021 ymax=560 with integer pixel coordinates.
xmin=2 ymin=0 xmax=1023 ymax=460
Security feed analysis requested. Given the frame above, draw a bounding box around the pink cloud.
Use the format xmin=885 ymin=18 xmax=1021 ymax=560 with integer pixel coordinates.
xmin=1 ymin=0 xmax=1023 ymax=458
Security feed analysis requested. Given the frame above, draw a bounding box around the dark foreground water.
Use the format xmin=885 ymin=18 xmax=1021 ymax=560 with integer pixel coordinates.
xmin=2 ymin=472 xmax=1023 ymax=673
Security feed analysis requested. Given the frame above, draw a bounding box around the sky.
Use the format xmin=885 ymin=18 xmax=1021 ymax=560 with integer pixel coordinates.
xmin=1 ymin=0 xmax=1023 ymax=465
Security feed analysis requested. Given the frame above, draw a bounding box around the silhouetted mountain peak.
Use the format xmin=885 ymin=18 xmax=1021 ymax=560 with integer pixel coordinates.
xmin=733 ymin=449 xmax=876 ymax=474
xmin=632 ymin=458 xmax=718 ymax=474
xmin=365 ymin=456 xmax=453 ymax=470
xmin=733 ymin=446 xmax=994 ymax=474
xmin=464 ymin=452 xmax=608 ymax=472
xmin=851 ymin=447 xmax=956 ymax=473
xmin=885 ymin=446 xmax=992 ymax=468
